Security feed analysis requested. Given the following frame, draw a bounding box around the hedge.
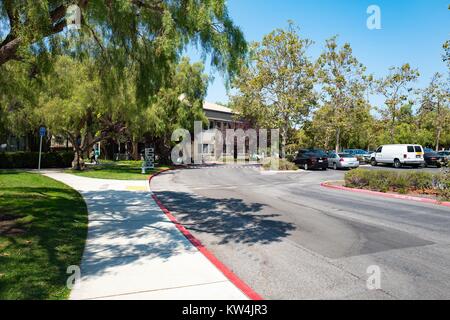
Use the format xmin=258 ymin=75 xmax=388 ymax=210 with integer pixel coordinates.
xmin=0 ymin=152 xmax=74 ymax=169
xmin=345 ymin=168 xmax=450 ymax=201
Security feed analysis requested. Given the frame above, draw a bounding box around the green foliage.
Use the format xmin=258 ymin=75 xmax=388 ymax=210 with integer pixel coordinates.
xmin=376 ymin=64 xmax=420 ymax=143
xmin=230 ymin=22 xmax=317 ymax=156
xmin=417 ymin=72 xmax=450 ymax=151
xmin=315 ymin=36 xmax=370 ymax=152
xmin=0 ymin=151 xmax=74 ymax=169
xmin=0 ymin=0 xmax=247 ymax=100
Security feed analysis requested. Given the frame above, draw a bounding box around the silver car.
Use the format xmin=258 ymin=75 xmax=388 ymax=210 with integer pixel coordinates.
xmin=327 ymin=152 xmax=360 ymax=170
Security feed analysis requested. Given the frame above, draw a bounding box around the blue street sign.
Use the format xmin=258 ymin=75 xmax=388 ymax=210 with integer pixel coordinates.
xmin=39 ymin=127 xmax=46 ymax=137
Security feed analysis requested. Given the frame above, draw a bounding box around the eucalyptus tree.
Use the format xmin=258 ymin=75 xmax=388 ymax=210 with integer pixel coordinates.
xmin=418 ymin=73 xmax=450 ymax=151
xmin=376 ymin=64 xmax=419 ymax=143
xmin=316 ymin=36 xmax=371 ymax=152
xmin=230 ymin=23 xmax=317 ymax=157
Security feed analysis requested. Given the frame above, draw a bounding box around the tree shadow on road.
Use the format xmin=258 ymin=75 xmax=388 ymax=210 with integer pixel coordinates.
xmin=153 ymin=190 xmax=296 ymax=246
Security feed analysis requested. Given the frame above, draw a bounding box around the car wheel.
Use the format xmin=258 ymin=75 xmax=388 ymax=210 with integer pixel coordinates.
xmin=304 ymin=163 xmax=308 ymax=170
xmin=394 ymin=159 xmax=402 ymax=169
xmin=371 ymin=158 xmax=377 ymax=166
xmin=322 ymin=167 xmax=327 ymax=171
xmin=333 ymin=163 xmax=337 ymax=170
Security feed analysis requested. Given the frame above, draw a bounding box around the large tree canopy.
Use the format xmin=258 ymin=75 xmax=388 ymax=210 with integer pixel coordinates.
xmin=230 ymin=23 xmax=317 ymax=157
xmin=0 ymin=0 xmax=246 ymax=100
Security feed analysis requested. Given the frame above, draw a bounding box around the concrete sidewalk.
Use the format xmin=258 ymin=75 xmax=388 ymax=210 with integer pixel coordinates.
xmin=43 ymin=172 xmax=248 ymax=300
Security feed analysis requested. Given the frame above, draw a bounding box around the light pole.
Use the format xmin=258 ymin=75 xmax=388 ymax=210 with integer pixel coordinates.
xmin=38 ymin=126 xmax=46 ymax=171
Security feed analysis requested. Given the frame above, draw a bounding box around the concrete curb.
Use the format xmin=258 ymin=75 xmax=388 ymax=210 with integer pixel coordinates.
xmin=321 ymin=181 xmax=450 ymax=208
xmin=148 ymin=169 xmax=263 ymax=300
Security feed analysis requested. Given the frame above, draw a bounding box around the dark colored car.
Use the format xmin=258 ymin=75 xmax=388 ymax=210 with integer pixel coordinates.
xmin=424 ymin=151 xmax=447 ymax=168
xmin=294 ymin=149 xmax=328 ymax=170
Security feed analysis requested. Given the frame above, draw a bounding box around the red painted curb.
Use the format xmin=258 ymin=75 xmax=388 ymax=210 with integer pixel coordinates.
xmin=321 ymin=182 xmax=450 ymax=208
xmin=148 ymin=169 xmax=263 ymax=301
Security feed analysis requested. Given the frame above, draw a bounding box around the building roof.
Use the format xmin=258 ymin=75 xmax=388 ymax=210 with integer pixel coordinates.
xmin=203 ymin=101 xmax=234 ymax=114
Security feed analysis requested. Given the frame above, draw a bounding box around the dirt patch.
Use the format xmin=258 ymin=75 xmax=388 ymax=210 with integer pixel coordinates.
xmin=0 ymin=214 xmax=27 ymax=236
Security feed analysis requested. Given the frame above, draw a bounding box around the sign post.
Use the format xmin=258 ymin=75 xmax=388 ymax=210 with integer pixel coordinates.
xmin=142 ymin=148 xmax=155 ymax=174
xmin=38 ymin=127 xmax=46 ymax=171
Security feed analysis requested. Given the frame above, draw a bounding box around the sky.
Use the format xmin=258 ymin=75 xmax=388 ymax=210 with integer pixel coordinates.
xmin=186 ymin=0 xmax=449 ymax=107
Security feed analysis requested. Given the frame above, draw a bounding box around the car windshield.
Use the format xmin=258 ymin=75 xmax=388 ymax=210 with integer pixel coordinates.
xmin=328 ymin=152 xmax=337 ymax=157
xmin=308 ymin=150 xmax=327 ymax=157
xmin=338 ymin=153 xmax=352 ymax=158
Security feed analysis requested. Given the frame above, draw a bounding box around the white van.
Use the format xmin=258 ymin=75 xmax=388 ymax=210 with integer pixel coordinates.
xmin=370 ymin=144 xmax=425 ymax=168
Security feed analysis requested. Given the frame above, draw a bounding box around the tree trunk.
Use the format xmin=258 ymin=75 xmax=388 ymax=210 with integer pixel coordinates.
xmin=335 ymin=128 xmax=341 ymax=153
xmin=72 ymin=146 xmax=85 ymax=170
xmin=390 ymin=113 xmax=396 ymax=144
xmin=131 ymin=139 xmax=140 ymax=160
xmin=436 ymin=127 xmax=441 ymax=152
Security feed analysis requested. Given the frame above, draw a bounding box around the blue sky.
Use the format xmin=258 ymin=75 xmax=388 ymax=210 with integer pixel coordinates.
xmin=187 ymin=0 xmax=449 ymax=106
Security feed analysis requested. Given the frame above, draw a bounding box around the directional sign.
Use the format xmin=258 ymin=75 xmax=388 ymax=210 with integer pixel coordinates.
xmin=39 ymin=127 xmax=46 ymax=137
xmin=144 ymin=148 xmax=155 ymax=169
xmin=142 ymin=148 xmax=155 ymax=174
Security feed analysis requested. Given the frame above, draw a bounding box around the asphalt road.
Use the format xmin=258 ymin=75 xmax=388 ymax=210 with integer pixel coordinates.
xmin=151 ymin=165 xmax=450 ymax=299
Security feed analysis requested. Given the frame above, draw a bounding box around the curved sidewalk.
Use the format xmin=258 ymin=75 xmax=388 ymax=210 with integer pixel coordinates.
xmin=43 ymin=171 xmax=248 ymax=300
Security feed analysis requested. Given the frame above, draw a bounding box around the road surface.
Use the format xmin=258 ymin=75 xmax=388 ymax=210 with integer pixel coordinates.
xmin=151 ymin=165 xmax=450 ymax=299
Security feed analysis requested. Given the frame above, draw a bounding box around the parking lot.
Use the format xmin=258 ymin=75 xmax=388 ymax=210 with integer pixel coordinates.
xmin=151 ymin=164 xmax=450 ymax=299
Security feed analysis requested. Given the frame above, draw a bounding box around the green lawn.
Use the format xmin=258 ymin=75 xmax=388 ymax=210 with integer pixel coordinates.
xmin=65 ymin=160 xmax=171 ymax=180
xmin=0 ymin=171 xmax=88 ymax=299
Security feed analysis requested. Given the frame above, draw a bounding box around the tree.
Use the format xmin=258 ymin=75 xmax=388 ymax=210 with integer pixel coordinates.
xmin=230 ymin=22 xmax=317 ymax=157
xmin=316 ymin=36 xmax=371 ymax=152
xmin=418 ymin=73 xmax=450 ymax=151
xmin=0 ymin=0 xmax=246 ymax=102
xmin=146 ymin=57 xmax=209 ymax=163
xmin=376 ymin=64 xmax=419 ymax=143
xmin=35 ymin=56 xmax=113 ymax=169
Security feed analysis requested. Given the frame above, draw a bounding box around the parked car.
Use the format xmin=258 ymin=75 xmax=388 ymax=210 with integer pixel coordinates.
xmin=343 ymin=149 xmax=372 ymax=163
xmin=424 ymin=151 xmax=447 ymax=168
xmin=370 ymin=144 xmax=425 ymax=168
xmin=327 ymin=152 xmax=360 ymax=170
xmin=294 ymin=149 xmax=328 ymax=170
xmin=437 ymin=150 xmax=450 ymax=162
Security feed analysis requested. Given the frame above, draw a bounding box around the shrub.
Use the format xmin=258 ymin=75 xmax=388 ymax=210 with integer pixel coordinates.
xmin=262 ymin=158 xmax=298 ymax=171
xmin=408 ymin=171 xmax=434 ymax=191
xmin=435 ymin=166 xmax=450 ymax=201
xmin=368 ymin=170 xmax=390 ymax=192
xmin=0 ymin=151 xmax=74 ymax=169
xmin=345 ymin=169 xmax=435 ymax=195
xmin=345 ymin=168 xmax=370 ymax=188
